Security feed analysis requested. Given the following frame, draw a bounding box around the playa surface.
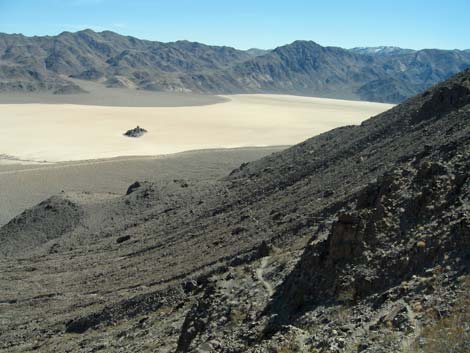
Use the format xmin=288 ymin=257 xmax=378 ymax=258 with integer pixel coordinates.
xmin=0 ymin=94 xmax=393 ymax=163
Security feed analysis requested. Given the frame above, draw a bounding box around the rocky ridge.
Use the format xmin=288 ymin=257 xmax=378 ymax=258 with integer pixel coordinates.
xmin=1 ymin=30 xmax=470 ymax=102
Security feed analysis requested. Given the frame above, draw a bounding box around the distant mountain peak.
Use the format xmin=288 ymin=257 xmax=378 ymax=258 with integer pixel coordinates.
xmin=272 ymin=40 xmax=324 ymax=56
xmin=245 ymin=48 xmax=269 ymax=57
xmin=77 ymin=28 xmax=97 ymax=34
xmin=350 ymin=46 xmax=416 ymax=56
xmin=287 ymin=39 xmax=323 ymax=48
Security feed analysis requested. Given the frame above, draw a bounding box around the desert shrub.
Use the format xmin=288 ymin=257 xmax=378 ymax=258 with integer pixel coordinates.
xmin=229 ymin=308 xmax=246 ymax=324
xmin=412 ymin=278 xmax=470 ymax=353
xmin=271 ymin=341 xmax=302 ymax=353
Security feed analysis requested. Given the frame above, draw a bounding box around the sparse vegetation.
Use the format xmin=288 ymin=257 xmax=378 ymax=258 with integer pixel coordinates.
xmin=272 ymin=342 xmax=302 ymax=353
xmin=229 ymin=308 xmax=247 ymax=324
xmin=412 ymin=278 xmax=470 ymax=353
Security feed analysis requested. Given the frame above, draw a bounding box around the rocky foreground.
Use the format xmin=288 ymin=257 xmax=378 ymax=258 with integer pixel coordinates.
xmin=1 ymin=70 xmax=470 ymax=352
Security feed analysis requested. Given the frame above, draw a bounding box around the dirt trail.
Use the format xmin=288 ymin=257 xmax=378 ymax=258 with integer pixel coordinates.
xmin=256 ymin=257 xmax=274 ymax=297
xmin=401 ymin=302 xmax=422 ymax=351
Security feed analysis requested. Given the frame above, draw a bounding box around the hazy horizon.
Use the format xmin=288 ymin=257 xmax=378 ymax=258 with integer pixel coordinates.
xmin=1 ymin=0 xmax=469 ymax=51
xmin=2 ymin=27 xmax=470 ymax=52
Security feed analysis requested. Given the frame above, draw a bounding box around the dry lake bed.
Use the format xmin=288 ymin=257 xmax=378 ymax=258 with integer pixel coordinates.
xmin=0 ymin=93 xmax=393 ymax=163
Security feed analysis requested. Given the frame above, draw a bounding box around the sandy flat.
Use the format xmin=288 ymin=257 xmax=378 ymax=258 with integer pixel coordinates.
xmin=0 ymin=147 xmax=285 ymax=226
xmin=0 ymin=94 xmax=393 ymax=163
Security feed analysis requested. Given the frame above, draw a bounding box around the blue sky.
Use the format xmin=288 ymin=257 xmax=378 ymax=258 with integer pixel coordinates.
xmin=0 ymin=0 xmax=468 ymax=50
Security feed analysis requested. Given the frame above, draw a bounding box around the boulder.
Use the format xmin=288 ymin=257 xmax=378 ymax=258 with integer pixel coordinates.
xmin=327 ymin=213 xmax=363 ymax=264
xmin=126 ymin=181 xmax=142 ymax=195
xmin=124 ymin=126 xmax=147 ymax=138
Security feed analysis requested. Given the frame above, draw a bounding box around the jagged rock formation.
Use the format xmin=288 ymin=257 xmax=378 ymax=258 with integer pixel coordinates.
xmin=273 ymin=158 xmax=469 ymax=322
xmin=1 ymin=70 xmax=470 ymax=352
xmin=1 ymin=29 xmax=470 ymax=102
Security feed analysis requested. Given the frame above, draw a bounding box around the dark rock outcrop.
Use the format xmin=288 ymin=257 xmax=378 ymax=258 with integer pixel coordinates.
xmin=271 ymin=154 xmax=470 ymax=328
xmin=411 ymin=75 xmax=470 ymax=123
xmin=126 ymin=181 xmax=142 ymax=195
xmin=123 ymin=126 xmax=147 ymax=138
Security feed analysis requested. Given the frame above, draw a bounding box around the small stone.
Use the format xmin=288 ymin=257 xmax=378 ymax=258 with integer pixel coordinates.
xmin=116 ymin=235 xmax=131 ymax=244
xmin=416 ymin=241 xmax=426 ymax=248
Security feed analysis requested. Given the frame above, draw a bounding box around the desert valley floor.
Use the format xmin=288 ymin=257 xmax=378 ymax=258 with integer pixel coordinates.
xmin=0 ymin=92 xmax=392 ymax=163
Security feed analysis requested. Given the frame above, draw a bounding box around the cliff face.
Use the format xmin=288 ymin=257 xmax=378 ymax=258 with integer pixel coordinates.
xmin=1 ymin=70 xmax=470 ymax=352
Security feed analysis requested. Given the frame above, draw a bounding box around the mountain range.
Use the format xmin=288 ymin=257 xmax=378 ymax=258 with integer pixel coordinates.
xmin=1 ymin=67 xmax=469 ymax=352
xmin=1 ymin=29 xmax=470 ymax=102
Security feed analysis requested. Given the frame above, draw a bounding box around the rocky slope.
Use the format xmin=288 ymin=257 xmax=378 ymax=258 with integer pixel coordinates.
xmin=1 ymin=29 xmax=470 ymax=102
xmin=1 ymin=70 xmax=470 ymax=352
